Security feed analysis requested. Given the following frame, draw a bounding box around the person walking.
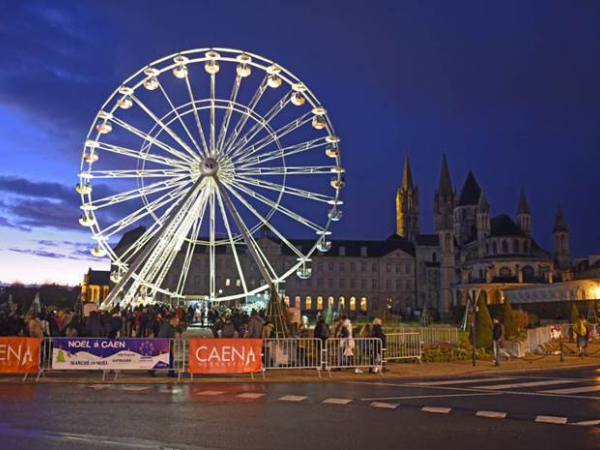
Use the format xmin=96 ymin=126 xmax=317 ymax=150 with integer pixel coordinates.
xmin=492 ymin=317 xmax=510 ymax=365
xmin=573 ymin=314 xmax=589 ymax=357
xmin=370 ymin=318 xmax=386 ymax=373
xmin=246 ymin=310 xmax=264 ymax=338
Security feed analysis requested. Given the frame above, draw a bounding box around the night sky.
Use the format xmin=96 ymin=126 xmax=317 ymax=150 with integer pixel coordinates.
xmin=1 ymin=0 xmax=600 ymax=285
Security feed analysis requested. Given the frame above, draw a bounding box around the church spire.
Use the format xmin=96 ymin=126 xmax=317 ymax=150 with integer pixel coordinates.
xmin=517 ymin=190 xmax=531 ymax=214
xmin=401 ymin=154 xmax=414 ymax=190
xmin=553 ymin=204 xmax=568 ymax=232
xmin=437 ymin=153 xmax=453 ymax=195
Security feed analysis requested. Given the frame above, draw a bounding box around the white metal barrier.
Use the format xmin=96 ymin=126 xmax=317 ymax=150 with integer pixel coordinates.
xmin=324 ymin=338 xmax=383 ymax=375
xmin=262 ymin=338 xmax=322 ymax=377
xmin=383 ymin=326 xmax=459 ymax=346
xmin=385 ymin=333 xmax=422 ymax=362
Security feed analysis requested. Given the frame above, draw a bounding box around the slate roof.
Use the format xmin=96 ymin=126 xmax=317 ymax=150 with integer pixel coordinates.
xmin=490 ymin=214 xmax=523 ymax=237
xmin=457 ymin=171 xmax=481 ymax=206
xmin=87 ymin=269 xmax=110 ymax=285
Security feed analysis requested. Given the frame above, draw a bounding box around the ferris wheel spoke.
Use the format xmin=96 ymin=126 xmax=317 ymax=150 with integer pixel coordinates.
xmin=102 ymin=183 xmax=190 ymax=240
xmin=236 ymin=165 xmax=339 ymax=176
xmin=226 ymin=179 xmax=324 ymax=233
xmin=184 ymin=76 xmax=209 ymax=157
xmin=226 ymin=92 xmax=292 ymax=159
xmin=222 ymin=182 xmax=305 ymax=260
xmin=231 ymin=112 xmax=313 ymax=162
xmin=157 ymin=81 xmax=203 ymax=155
xmin=209 ymin=73 xmax=217 ymax=154
xmin=214 ymin=187 xmax=248 ymax=294
xmin=216 ymin=180 xmax=278 ymax=284
xmin=81 ymin=168 xmax=189 ymax=179
xmin=209 ymin=188 xmax=217 ymax=299
xmin=236 ymin=137 xmax=329 ymax=168
xmin=216 ymin=75 xmax=242 ymax=154
xmin=222 ymin=75 xmax=268 ymax=154
xmin=84 ymin=177 xmax=191 ymax=211
xmin=95 ymin=141 xmax=189 ymax=169
xmin=235 ymin=175 xmax=335 ymax=204
xmin=176 ymin=191 xmax=210 ymax=296
xmin=130 ymin=95 xmax=200 ymax=163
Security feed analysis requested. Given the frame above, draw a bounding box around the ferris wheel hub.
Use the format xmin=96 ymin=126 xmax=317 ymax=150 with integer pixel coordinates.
xmin=199 ymin=157 xmax=219 ymax=176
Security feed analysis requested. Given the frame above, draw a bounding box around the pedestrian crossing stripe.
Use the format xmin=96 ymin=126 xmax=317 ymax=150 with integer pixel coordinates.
xmin=279 ymin=395 xmax=307 ymax=402
xmin=477 ymin=379 xmax=580 ymax=390
xmin=410 ymin=377 xmax=514 ymax=386
xmin=196 ymin=390 xmax=224 ymax=396
xmin=322 ymin=398 xmax=352 ymax=405
xmin=539 ymin=384 xmax=600 ymax=395
xmin=236 ymin=393 xmax=265 ymax=399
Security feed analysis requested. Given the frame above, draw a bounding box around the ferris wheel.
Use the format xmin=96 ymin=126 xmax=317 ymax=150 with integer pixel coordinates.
xmin=77 ymin=48 xmax=345 ymax=309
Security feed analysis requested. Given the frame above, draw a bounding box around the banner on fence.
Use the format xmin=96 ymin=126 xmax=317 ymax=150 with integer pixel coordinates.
xmin=51 ymin=338 xmax=171 ymax=370
xmin=188 ymin=339 xmax=262 ymax=374
xmin=0 ymin=337 xmax=40 ymax=374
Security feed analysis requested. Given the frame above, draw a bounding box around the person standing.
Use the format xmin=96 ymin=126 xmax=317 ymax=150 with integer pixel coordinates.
xmin=573 ymin=314 xmax=589 ymax=357
xmin=246 ymin=310 xmax=264 ymax=338
xmin=370 ymin=318 xmax=386 ymax=373
xmin=492 ymin=317 xmax=510 ymax=365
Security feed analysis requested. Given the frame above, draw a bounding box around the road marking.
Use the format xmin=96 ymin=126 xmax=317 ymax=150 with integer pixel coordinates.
xmin=476 ymin=410 xmax=507 ymax=419
xmin=87 ymin=384 xmax=110 ymax=390
xmin=121 ymin=386 xmax=149 ymax=392
xmin=361 ymin=392 xmax=501 ymax=401
xmin=279 ymin=395 xmax=307 ymax=402
xmin=322 ymin=398 xmax=352 ymax=405
xmin=569 ymin=419 xmax=600 ymax=426
xmin=236 ymin=393 xmax=265 ymax=399
xmin=411 ymin=377 xmax=514 ymax=386
xmin=370 ymin=402 xmax=399 ymax=409
xmin=196 ymin=390 xmax=224 ymax=396
xmin=535 ymin=415 xmax=568 ymax=424
xmin=477 ymin=379 xmax=580 ymax=390
xmin=422 ymin=406 xmax=452 ymax=414
xmin=539 ymin=384 xmax=600 ymax=395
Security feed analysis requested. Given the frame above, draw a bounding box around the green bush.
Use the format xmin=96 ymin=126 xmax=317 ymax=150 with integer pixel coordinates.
xmin=470 ymin=293 xmax=493 ymax=350
xmin=502 ymin=299 xmax=518 ymax=339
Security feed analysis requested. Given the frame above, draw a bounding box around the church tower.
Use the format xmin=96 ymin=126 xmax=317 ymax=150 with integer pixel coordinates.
xmin=517 ymin=190 xmax=531 ymax=235
xmin=396 ymin=155 xmax=419 ymax=240
xmin=434 ymin=154 xmax=456 ymax=314
xmin=553 ymin=204 xmax=570 ymax=270
xmin=476 ymin=192 xmax=490 ymax=242
xmin=434 ymin=154 xmax=457 ymax=233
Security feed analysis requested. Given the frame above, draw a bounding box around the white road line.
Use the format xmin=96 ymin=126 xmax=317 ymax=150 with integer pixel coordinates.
xmin=535 ymin=415 xmax=568 ymax=425
xmin=236 ymin=393 xmax=265 ymax=399
xmin=539 ymin=385 xmax=600 ymax=395
xmin=196 ymin=390 xmax=224 ymax=396
xmin=569 ymin=419 xmax=600 ymax=426
xmin=422 ymin=406 xmax=452 ymax=414
xmin=370 ymin=402 xmax=399 ymax=409
xmin=322 ymin=398 xmax=352 ymax=405
xmin=361 ymin=392 xmax=501 ymax=401
xmin=476 ymin=410 xmax=507 ymax=419
xmin=477 ymin=379 xmax=580 ymax=390
xmin=279 ymin=395 xmax=307 ymax=402
xmin=411 ymin=377 xmax=514 ymax=386
xmin=121 ymin=386 xmax=149 ymax=392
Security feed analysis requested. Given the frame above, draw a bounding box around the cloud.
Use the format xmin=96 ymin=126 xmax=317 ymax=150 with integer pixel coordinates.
xmin=9 ymin=238 xmax=100 ymax=262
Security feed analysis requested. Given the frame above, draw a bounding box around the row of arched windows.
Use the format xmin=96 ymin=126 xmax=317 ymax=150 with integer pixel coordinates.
xmin=289 ymin=295 xmax=368 ymax=312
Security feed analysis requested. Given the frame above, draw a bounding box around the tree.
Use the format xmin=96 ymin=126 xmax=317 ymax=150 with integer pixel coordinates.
xmin=570 ymin=302 xmax=580 ymax=324
xmin=470 ymin=293 xmax=493 ymax=350
xmin=502 ymin=299 xmax=518 ymax=339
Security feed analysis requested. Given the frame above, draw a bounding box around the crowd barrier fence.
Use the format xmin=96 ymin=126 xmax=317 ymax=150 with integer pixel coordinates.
xmin=261 ymin=338 xmax=323 ymax=377
xmin=384 ymin=333 xmax=422 ymax=362
xmin=323 ymin=337 xmax=383 ymax=375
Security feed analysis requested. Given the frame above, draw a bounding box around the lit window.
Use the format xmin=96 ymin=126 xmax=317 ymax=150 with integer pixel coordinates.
xmin=294 ymin=296 xmax=301 ymax=309
xmin=328 ymin=296 xmax=334 ymax=308
xmin=350 ymin=296 xmax=357 ymax=311
xmin=338 ymin=296 xmax=346 ymax=309
xmin=225 ymin=278 xmax=231 ymax=286
xmin=317 ymin=296 xmax=323 ymax=310
xmin=305 ymin=296 xmax=312 ymax=310
xmin=236 ymin=279 xmax=241 ymax=287
xmin=360 ymin=297 xmax=368 ymax=311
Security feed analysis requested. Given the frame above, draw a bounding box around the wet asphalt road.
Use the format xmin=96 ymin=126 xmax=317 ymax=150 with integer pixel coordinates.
xmin=2 ymin=368 xmax=600 ymax=450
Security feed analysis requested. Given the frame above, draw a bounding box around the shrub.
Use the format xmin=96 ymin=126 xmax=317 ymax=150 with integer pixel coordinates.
xmin=513 ymin=309 xmax=530 ymax=331
xmin=469 ymin=293 xmax=493 ymax=350
xmin=570 ymin=303 xmax=580 ymax=324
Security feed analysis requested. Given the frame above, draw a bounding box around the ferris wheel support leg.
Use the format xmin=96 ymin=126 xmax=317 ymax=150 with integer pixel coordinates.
xmin=101 ymin=177 xmax=204 ymax=310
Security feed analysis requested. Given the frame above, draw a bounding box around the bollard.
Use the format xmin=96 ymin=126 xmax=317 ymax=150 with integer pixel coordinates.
xmin=560 ymin=339 xmax=565 ymax=362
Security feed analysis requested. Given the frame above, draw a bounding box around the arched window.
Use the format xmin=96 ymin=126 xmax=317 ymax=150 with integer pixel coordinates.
xmin=499 ymin=266 xmax=512 ymax=277
xmin=350 ymin=296 xmax=357 ymax=311
xmin=328 ymin=296 xmax=335 ymax=309
xmin=522 ymin=266 xmax=535 ymax=282
xmin=462 ymin=209 xmax=467 ymax=219
xmin=492 ymin=241 xmax=498 ymax=254
xmin=284 ymin=295 xmax=290 ymax=306
xmin=513 ymin=240 xmax=519 ymax=253
xmin=316 ymin=296 xmax=323 ymax=311
xmin=501 ymin=240 xmax=508 ymax=253
xmin=444 ymin=233 xmax=452 ymax=251
xmin=338 ymin=296 xmax=346 ymax=310
xmin=360 ymin=297 xmax=368 ymax=311
xmin=294 ymin=296 xmax=301 ymax=309
xmin=305 ymin=296 xmax=312 ymax=310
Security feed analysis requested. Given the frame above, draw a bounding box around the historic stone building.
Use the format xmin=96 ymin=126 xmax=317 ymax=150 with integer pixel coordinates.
xmin=110 ymin=154 xmax=581 ymax=316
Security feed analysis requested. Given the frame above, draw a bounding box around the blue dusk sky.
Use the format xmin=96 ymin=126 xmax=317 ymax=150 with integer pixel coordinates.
xmin=0 ymin=0 xmax=600 ymax=285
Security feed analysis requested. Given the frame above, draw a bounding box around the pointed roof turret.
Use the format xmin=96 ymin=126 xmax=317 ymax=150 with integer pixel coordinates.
xmin=437 ymin=153 xmax=453 ymax=195
xmin=401 ymin=154 xmax=414 ymax=190
xmin=553 ymin=204 xmax=568 ymax=232
xmin=457 ymin=171 xmax=481 ymax=206
xmin=477 ymin=192 xmax=490 ymax=213
xmin=517 ymin=190 xmax=531 ymax=215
